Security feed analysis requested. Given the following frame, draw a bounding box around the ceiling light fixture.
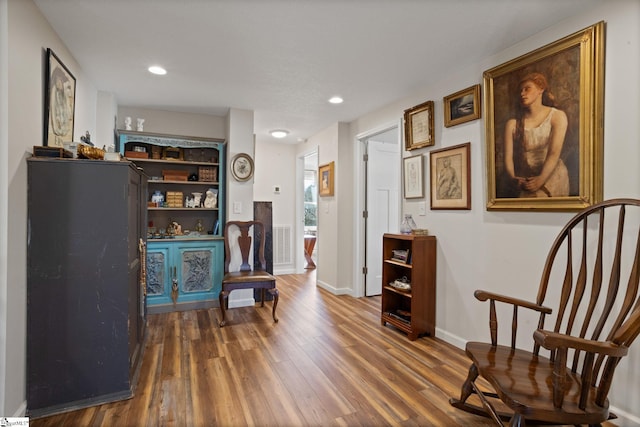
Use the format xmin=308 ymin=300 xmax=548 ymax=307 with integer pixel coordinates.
xmin=328 ymin=96 xmax=344 ymax=104
xmin=270 ymin=129 xmax=289 ymax=138
xmin=148 ymin=65 xmax=167 ymax=75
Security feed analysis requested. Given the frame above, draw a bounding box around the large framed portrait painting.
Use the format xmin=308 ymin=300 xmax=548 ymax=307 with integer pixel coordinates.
xmin=484 ymin=22 xmax=604 ymax=211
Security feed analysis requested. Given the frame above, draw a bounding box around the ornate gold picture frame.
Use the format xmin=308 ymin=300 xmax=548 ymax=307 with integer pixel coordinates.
xmin=484 ymin=21 xmax=604 ymax=211
xmin=443 ymin=85 xmax=481 ymax=127
xmin=319 ymin=161 xmax=334 ymax=197
xmin=404 ymin=100 xmax=434 ymax=150
xmin=430 ymin=143 xmax=471 ymax=210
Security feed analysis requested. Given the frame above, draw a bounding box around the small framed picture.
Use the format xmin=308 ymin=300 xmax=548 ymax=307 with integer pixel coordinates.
xmin=404 ymin=100 xmax=434 ymax=151
xmin=45 ymin=48 xmax=76 ymax=147
xmin=430 ymin=143 xmax=471 ymax=210
xmin=318 ymin=161 xmax=335 ymax=196
xmin=443 ymin=84 xmax=481 ymax=127
xmin=403 ymin=154 xmax=424 ymax=199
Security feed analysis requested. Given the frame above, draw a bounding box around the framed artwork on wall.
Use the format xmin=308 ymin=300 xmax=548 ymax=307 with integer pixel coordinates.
xmin=404 ymin=100 xmax=434 ymax=151
xmin=484 ymin=21 xmax=604 ymax=211
xmin=430 ymin=143 xmax=471 ymax=210
xmin=403 ymin=154 xmax=424 ymax=199
xmin=44 ymin=48 xmax=76 ymax=147
xmin=443 ymin=84 xmax=481 ymax=127
xmin=319 ymin=161 xmax=334 ymax=197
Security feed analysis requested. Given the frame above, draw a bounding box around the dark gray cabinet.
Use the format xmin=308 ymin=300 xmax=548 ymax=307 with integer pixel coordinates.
xmin=26 ymin=158 xmax=147 ymax=418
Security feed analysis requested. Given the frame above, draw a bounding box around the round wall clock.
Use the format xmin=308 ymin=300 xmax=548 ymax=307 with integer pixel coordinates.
xmin=230 ymin=153 xmax=254 ymax=181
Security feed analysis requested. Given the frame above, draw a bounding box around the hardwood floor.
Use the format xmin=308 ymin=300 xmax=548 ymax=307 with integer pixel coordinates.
xmin=29 ymin=272 xmax=615 ymax=426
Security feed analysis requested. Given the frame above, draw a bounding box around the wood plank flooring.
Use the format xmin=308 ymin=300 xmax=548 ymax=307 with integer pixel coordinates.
xmin=29 ymin=272 xmax=615 ymax=426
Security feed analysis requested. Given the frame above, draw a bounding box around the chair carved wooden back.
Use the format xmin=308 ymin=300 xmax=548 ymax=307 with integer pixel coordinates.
xmin=223 ymin=220 xmax=268 ymax=274
xmin=451 ymin=199 xmax=640 ymax=426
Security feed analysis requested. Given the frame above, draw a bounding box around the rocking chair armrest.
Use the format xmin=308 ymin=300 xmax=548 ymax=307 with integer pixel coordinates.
xmin=533 ymin=329 xmax=629 ymax=357
xmin=474 ymin=290 xmax=553 ymax=314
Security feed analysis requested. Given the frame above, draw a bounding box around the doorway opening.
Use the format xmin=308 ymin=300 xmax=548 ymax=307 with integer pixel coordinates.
xmin=356 ymin=123 xmax=401 ymax=297
xmin=303 ymin=151 xmax=318 ymax=270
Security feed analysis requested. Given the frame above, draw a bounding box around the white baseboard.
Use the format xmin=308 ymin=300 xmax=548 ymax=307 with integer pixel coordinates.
xmin=316 ymin=279 xmax=352 ymax=296
xmin=228 ymin=297 xmax=255 ymax=308
xmin=434 ymin=327 xmax=466 ymax=350
xmin=14 ymin=400 xmax=26 ymax=417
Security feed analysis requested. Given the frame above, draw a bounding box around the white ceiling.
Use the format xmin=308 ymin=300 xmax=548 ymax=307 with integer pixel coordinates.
xmin=34 ymin=0 xmax=603 ymax=145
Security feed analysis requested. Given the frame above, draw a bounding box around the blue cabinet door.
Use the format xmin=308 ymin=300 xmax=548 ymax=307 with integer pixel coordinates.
xmin=146 ymin=240 xmax=223 ymax=308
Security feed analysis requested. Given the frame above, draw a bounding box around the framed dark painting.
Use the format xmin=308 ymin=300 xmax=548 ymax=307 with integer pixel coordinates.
xmin=484 ymin=22 xmax=604 ymax=211
xmin=45 ymin=48 xmax=76 ymax=147
xmin=443 ymin=85 xmax=481 ymax=127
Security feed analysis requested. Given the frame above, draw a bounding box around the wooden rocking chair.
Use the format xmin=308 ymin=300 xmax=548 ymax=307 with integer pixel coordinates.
xmin=450 ymin=199 xmax=640 ymax=426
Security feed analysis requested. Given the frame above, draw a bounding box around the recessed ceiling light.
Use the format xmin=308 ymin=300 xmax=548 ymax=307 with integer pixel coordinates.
xmin=270 ymin=129 xmax=289 ymax=138
xmin=148 ymin=66 xmax=167 ymax=75
xmin=329 ymin=96 xmax=344 ymax=104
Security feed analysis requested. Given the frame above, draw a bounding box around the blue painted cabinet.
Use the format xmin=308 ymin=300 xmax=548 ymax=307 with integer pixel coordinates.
xmin=117 ymin=130 xmax=226 ymax=312
xmin=146 ymin=240 xmax=223 ymax=308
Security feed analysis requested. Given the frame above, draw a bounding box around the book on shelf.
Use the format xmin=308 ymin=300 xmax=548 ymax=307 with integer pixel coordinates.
xmin=391 ymin=248 xmax=410 ymax=263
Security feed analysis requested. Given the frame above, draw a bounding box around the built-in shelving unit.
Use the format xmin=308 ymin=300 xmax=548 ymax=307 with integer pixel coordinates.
xmin=118 ymin=130 xmax=226 ymax=313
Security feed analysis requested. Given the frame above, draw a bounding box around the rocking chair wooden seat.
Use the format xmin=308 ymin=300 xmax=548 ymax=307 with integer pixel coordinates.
xmin=450 ymin=199 xmax=640 ymax=426
xmin=218 ymin=220 xmax=279 ymax=327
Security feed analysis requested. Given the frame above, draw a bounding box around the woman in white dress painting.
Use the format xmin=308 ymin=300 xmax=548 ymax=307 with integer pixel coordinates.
xmin=503 ymin=72 xmax=569 ymax=198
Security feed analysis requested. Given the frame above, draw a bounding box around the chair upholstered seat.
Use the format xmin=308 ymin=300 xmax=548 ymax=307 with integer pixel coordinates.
xmin=223 ymin=271 xmax=276 ymax=283
xmin=218 ymin=220 xmax=279 ymax=327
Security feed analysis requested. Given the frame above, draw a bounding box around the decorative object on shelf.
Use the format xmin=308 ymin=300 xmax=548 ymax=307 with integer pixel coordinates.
xmin=195 ymin=219 xmax=204 ymax=233
xmin=151 ymin=190 xmax=164 ymax=206
xmin=136 ymin=118 xmax=145 ymax=132
xmin=45 ymin=48 xmax=76 ymax=147
xmin=77 ymin=144 xmax=105 ymax=159
xmin=80 ymin=131 xmax=93 ymax=146
xmin=151 ymin=145 xmax=162 ymax=159
xmin=484 ymin=21 xmax=604 ymax=211
xmin=198 ymin=166 xmax=217 ymax=182
xmin=204 ymin=188 xmax=218 ymax=208
xmin=430 ymin=142 xmax=471 ymax=210
xmin=390 ymin=276 xmax=411 ymax=292
xmin=162 ymin=146 xmax=184 ymax=161
xmin=192 ymin=192 xmax=203 ymax=208
xmin=32 ymin=145 xmax=73 ymax=159
xmin=404 ymin=100 xmax=434 ymax=150
xmin=443 ymin=84 xmax=481 ymax=128
xmin=166 ymin=191 xmax=183 ymax=208
xmin=400 ymin=214 xmax=417 ymax=234
xmin=318 ymin=161 xmax=335 ymax=197
xmin=230 ymin=152 xmax=254 ymax=181
xmin=124 ymin=116 xmax=132 ymax=130
xmin=412 ymin=229 xmax=429 ymax=235
xmin=403 ymin=154 xmax=424 ymax=199
xmin=162 ymin=169 xmax=188 ymax=181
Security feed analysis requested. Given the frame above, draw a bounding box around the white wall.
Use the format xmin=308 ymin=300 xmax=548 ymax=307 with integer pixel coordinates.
xmin=253 ymin=140 xmax=297 ymax=274
xmin=347 ymin=1 xmax=639 ymax=422
xmin=0 ymin=0 xmax=8 ymax=417
xmin=117 ymin=106 xmax=226 ymax=140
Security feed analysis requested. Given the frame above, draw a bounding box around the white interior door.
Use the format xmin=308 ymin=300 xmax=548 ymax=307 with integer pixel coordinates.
xmin=365 ymin=132 xmax=400 ymax=296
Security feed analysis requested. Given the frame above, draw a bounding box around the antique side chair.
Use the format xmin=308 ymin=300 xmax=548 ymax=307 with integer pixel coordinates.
xmin=218 ymin=220 xmax=279 ymax=327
